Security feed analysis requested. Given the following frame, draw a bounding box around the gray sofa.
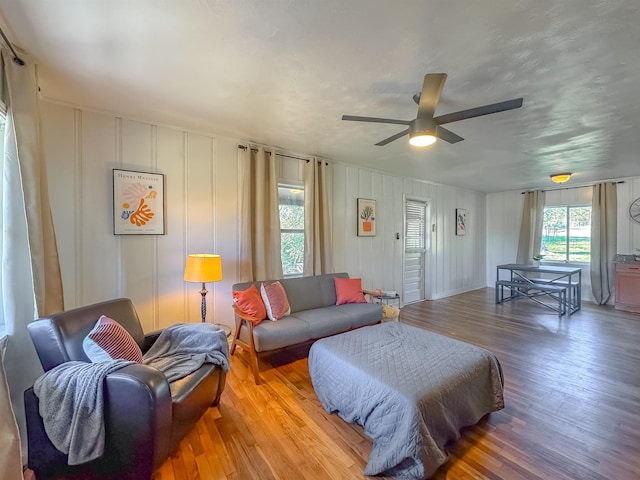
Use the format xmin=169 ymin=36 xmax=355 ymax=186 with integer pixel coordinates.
xmin=231 ymin=272 xmax=382 ymax=383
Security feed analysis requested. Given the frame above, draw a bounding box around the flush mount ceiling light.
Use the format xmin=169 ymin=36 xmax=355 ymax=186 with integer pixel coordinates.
xmin=550 ymin=173 xmax=572 ymax=184
xmin=408 ymin=118 xmax=437 ymax=147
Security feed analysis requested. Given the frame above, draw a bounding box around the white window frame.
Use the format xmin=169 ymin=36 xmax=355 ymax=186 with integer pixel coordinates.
xmin=541 ymin=204 xmax=591 ymax=265
xmin=278 ymin=183 xmax=305 ymax=278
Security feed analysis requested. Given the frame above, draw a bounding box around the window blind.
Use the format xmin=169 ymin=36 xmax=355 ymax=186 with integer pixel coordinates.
xmin=405 ymin=199 xmax=426 ymax=253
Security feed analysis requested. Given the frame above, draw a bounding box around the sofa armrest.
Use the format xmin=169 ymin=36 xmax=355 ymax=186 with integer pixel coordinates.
xmin=232 ymin=304 xmax=263 ymax=324
xmin=25 ymin=364 xmax=172 ymax=480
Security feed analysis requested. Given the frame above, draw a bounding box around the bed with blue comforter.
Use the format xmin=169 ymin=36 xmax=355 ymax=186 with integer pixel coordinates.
xmin=308 ymin=322 xmax=504 ymax=479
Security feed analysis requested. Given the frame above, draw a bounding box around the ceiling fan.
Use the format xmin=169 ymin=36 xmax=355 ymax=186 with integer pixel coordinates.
xmin=342 ymin=73 xmax=523 ymax=147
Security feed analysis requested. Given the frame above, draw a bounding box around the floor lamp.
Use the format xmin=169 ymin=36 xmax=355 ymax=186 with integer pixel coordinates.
xmin=184 ymin=254 xmax=222 ymax=323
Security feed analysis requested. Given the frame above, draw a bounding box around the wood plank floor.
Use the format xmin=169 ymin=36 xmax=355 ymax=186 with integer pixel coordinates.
xmin=154 ymin=288 xmax=640 ymax=480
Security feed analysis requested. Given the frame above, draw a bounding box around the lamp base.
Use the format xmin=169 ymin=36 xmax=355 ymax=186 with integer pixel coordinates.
xmin=199 ymin=284 xmax=208 ymax=323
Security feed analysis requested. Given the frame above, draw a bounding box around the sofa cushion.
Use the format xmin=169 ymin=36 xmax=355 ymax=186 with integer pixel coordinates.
xmin=260 ymin=281 xmax=291 ymax=320
xmin=334 ymin=277 xmax=367 ymax=305
xmin=83 ymin=315 xmax=143 ymax=363
xmin=334 ymin=303 xmax=384 ymax=329
xmin=292 ymin=307 xmax=355 ymax=338
xmin=241 ymin=316 xmax=311 ymax=352
xmin=233 ymin=284 xmax=266 ymax=323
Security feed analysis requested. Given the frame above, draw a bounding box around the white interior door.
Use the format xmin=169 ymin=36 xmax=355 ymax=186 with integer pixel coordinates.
xmin=403 ymin=197 xmax=429 ymax=304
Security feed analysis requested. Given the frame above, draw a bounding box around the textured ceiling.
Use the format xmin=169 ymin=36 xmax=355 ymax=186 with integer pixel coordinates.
xmin=1 ymin=0 xmax=639 ymax=192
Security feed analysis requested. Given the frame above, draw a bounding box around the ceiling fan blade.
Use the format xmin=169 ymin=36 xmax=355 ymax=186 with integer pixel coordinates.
xmin=375 ymin=129 xmax=410 ymax=146
xmin=434 ymin=98 xmax=523 ymax=125
xmin=417 ymin=73 xmax=447 ymax=119
xmin=342 ymin=115 xmax=410 ymax=126
xmin=436 ymin=126 xmax=464 ymax=144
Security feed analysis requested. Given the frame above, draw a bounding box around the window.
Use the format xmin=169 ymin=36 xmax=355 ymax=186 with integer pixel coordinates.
xmin=278 ymin=185 xmax=304 ymax=276
xmin=541 ymin=205 xmax=591 ymax=263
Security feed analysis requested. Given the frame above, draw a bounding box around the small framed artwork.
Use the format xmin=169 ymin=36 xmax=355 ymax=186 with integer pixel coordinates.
xmin=357 ymin=198 xmax=376 ymax=236
xmin=113 ymin=169 xmax=165 ymax=235
xmin=456 ymin=208 xmax=467 ymax=236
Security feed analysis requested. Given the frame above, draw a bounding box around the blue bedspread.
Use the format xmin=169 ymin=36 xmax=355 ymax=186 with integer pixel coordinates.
xmin=308 ymin=322 xmax=504 ymax=479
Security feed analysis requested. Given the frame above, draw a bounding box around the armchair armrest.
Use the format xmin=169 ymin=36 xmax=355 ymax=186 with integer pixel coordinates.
xmin=140 ymin=329 xmax=163 ymax=353
xmin=25 ymin=364 xmax=172 ymax=480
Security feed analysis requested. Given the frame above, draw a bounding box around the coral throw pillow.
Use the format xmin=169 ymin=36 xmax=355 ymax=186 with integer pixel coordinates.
xmin=334 ymin=277 xmax=367 ymax=305
xmin=260 ymin=281 xmax=291 ymax=321
xmin=83 ymin=315 xmax=143 ymax=363
xmin=232 ymin=284 xmax=267 ymax=324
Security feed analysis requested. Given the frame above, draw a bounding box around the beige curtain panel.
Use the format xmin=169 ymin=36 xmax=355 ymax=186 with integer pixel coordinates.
xmin=239 ymin=146 xmax=284 ymax=282
xmin=303 ymin=158 xmax=334 ymax=276
xmin=590 ymin=182 xmax=617 ymax=305
xmin=1 ymin=48 xmax=64 ymax=460
xmin=516 ymin=190 xmax=545 ymax=264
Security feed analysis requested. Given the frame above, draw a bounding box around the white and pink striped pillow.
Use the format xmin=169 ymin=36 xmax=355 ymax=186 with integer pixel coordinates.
xmin=260 ymin=281 xmax=291 ymax=321
xmin=83 ymin=315 xmax=143 ymax=363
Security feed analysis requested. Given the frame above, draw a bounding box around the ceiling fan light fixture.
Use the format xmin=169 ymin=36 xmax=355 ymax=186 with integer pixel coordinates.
xmin=409 ymin=133 xmax=437 ymax=147
xmin=550 ymin=173 xmax=572 ymax=184
xmin=408 ymin=117 xmax=437 ymax=147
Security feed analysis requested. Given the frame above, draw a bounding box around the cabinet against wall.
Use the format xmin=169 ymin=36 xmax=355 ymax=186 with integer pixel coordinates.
xmin=615 ymin=263 xmax=640 ymax=313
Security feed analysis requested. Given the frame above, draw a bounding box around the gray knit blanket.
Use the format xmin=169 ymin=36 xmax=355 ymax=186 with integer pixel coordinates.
xmin=33 ymin=359 xmax=134 ymax=465
xmin=33 ymin=322 xmax=230 ymax=465
xmin=143 ymin=322 xmax=230 ymax=381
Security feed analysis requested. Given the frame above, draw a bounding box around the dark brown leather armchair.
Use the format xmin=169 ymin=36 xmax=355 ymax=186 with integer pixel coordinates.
xmin=24 ymin=298 xmax=226 ymax=480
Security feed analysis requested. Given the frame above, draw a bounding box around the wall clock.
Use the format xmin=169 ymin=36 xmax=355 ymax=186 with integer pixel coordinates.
xmin=630 ymin=197 xmax=640 ymax=224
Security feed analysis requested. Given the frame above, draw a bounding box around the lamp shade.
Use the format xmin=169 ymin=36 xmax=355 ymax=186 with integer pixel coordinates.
xmin=184 ymin=254 xmax=222 ymax=283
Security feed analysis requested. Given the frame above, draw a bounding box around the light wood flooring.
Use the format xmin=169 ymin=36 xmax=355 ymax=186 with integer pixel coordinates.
xmin=154 ymin=288 xmax=640 ymax=480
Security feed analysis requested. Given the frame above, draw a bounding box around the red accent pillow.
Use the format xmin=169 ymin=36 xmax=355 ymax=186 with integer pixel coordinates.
xmin=260 ymin=281 xmax=291 ymax=320
xmin=83 ymin=315 xmax=143 ymax=363
xmin=334 ymin=277 xmax=367 ymax=305
xmin=232 ymin=284 xmax=267 ymax=324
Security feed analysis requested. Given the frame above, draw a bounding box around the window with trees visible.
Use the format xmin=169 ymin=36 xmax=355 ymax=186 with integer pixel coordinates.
xmin=541 ymin=205 xmax=591 ymax=263
xmin=278 ymin=185 xmax=304 ymax=276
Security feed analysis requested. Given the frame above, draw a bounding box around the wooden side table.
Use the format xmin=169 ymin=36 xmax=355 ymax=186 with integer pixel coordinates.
xmin=214 ymin=323 xmax=232 ymax=338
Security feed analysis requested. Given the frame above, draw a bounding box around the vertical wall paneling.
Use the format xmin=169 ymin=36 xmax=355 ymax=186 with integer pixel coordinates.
xmin=150 ymin=125 xmax=158 ymax=329
xmin=114 ymin=117 xmax=123 ymax=298
xmin=485 ymin=191 xmax=522 ymax=287
xmin=42 ymin=102 xmax=243 ymax=331
xmin=211 ymin=139 xmax=241 ymax=329
xmin=80 ymin=111 xmax=119 ymax=304
xmin=332 ymin=164 xmax=346 ymax=271
xmin=119 ymin=119 xmax=156 ymax=330
xmin=331 ymin=162 xmax=487 ymax=305
xmin=184 ymin=133 xmax=216 ymax=324
xmin=156 ymin=125 xmax=187 ymax=330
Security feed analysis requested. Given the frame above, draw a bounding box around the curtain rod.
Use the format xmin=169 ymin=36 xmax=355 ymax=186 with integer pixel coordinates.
xmin=238 ymin=145 xmax=327 ymax=164
xmin=521 ymin=180 xmax=625 ymax=194
xmin=0 ymin=26 xmax=24 ymax=66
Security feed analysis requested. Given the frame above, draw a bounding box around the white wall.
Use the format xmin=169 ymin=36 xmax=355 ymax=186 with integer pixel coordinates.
xmin=486 ymin=177 xmax=640 ymax=303
xmin=332 ymin=164 xmax=487 ymax=302
xmin=41 ymin=101 xmax=488 ymax=330
xmin=41 ymin=101 xmax=241 ymax=331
